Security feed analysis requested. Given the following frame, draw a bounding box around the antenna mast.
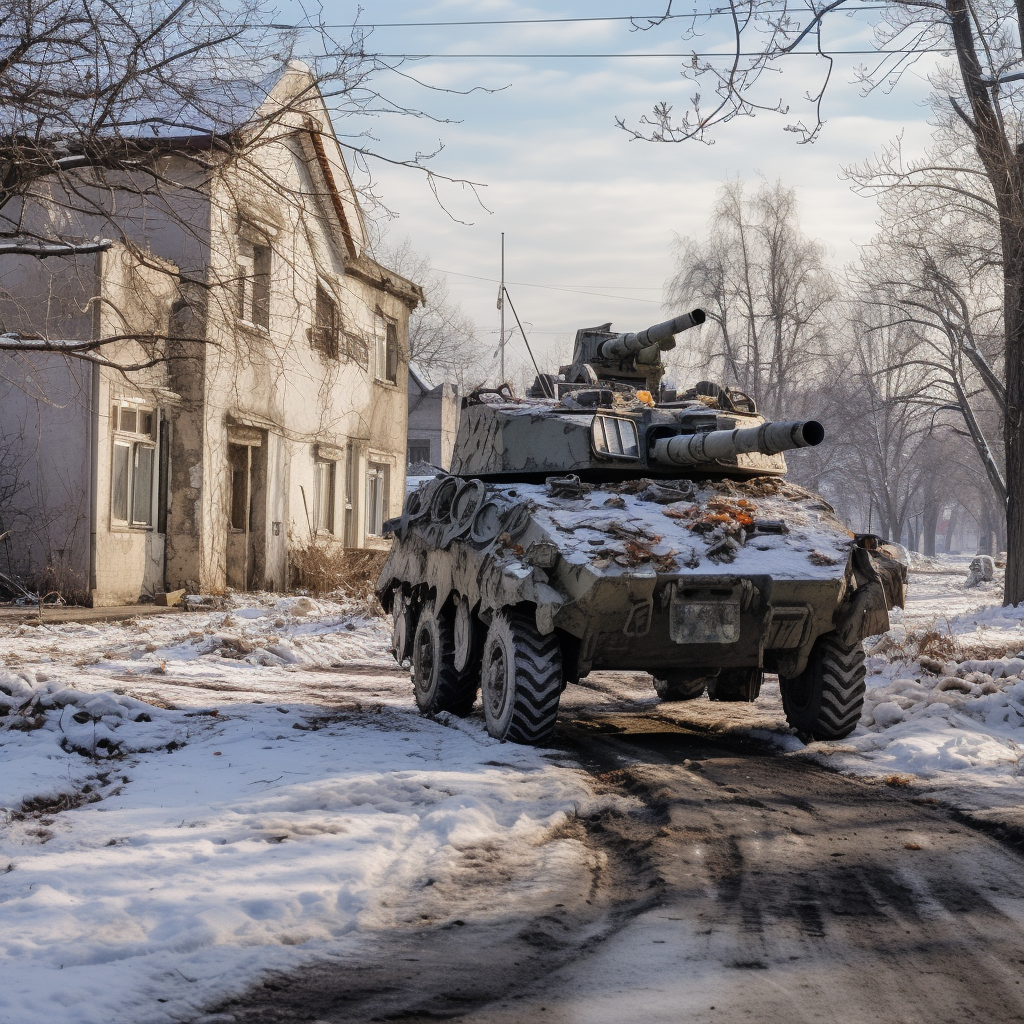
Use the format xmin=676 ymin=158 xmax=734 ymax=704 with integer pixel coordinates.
xmin=499 ymin=232 xmax=505 ymax=382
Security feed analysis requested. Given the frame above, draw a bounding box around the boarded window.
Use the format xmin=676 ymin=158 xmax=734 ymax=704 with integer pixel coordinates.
xmin=251 ymin=246 xmax=270 ymax=329
xmin=312 ymin=284 xmax=339 ymax=358
xmin=229 ymin=445 xmax=250 ymax=532
xmin=385 ymin=322 xmax=399 ymax=382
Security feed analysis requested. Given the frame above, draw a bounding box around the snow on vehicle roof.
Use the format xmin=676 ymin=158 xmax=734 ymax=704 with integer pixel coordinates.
xmin=487 ymin=480 xmax=853 ymax=581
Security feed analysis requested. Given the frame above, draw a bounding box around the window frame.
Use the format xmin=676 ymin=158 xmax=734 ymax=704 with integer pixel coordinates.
xmin=365 ymin=462 xmax=389 ymax=538
xmin=110 ymin=400 xmax=158 ymax=529
xmin=313 ymin=457 xmax=337 ymax=535
xmin=373 ymin=316 xmax=399 ymax=384
xmin=407 ymin=440 xmax=431 ymax=466
xmin=312 ymin=282 xmax=340 ymax=358
xmin=236 ymin=237 xmax=271 ymax=331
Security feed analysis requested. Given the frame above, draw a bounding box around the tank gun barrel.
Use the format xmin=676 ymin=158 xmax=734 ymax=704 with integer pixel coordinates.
xmin=650 ymin=419 xmax=824 ymax=467
xmin=599 ymin=308 xmax=706 ymax=360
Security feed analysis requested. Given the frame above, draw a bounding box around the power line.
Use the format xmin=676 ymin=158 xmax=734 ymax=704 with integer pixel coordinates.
xmin=266 ymin=7 xmax=898 ymax=29
xmin=273 ymin=14 xmax=689 ymax=28
xmin=434 ymin=266 xmax=665 ymax=304
xmin=366 ymin=49 xmax=957 ymax=57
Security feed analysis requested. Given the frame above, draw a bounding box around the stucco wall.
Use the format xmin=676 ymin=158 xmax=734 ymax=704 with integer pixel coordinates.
xmin=0 ymin=353 xmax=92 ymax=600
xmin=188 ymin=117 xmax=411 ymax=590
xmin=0 ymin=67 xmax=416 ymax=601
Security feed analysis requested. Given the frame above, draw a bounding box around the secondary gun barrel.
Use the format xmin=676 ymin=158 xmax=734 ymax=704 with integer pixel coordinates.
xmin=600 ymin=308 xmax=706 ymax=360
xmin=650 ymin=419 xmax=825 ymax=467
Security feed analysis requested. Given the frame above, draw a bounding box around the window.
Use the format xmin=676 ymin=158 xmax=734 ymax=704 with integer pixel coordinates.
xmin=591 ymin=415 xmax=640 ymax=460
xmin=366 ymin=463 xmax=389 ymax=537
xmin=314 ymin=458 xmax=336 ymax=534
xmin=236 ymin=241 xmax=271 ymax=329
xmin=374 ymin=318 xmax=399 ymax=383
xmin=111 ymin=401 xmax=157 ymax=527
xmin=312 ymin=283 xmax=339 ymax=358
xmin=386 ymin=322 xmax=399 ymax=382
xmin=407 ymin=440 xmax=431 ymax=466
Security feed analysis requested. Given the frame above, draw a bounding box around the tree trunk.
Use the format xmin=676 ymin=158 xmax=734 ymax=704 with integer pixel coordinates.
xmin=946 ymin=503 xmax=960 ymax=554
xmin=923 ymin=505 xmax=939 ymax=557
xmin=1005 ymin=283 xmax=1024 ymax=602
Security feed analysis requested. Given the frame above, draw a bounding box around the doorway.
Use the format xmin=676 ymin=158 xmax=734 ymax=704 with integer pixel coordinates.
xmin=226 ymin=432 xmax=266 ymax=590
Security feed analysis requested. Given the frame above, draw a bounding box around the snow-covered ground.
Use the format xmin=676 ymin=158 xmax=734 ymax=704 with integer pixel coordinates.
xmin=4 ymin=559 xmax=1024 ymax=1022
xmin=811 ymin=553 xmax=1024 ymax=814
xmin=0 ymin=597 xmax=619 ymax=1024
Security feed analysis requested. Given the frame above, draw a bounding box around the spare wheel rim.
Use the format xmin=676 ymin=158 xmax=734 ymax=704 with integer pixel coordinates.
xmin=485 ymin=642 xmax=510 ymax=719
xmin=414 ymin=623 xmax=436 ymax=696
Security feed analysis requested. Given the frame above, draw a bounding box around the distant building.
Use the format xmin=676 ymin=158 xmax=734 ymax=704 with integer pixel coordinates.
xmin=407 ymin=365 xmax=461 ymax=471
xmin=0 ymin=63 xmax=423 ymax=605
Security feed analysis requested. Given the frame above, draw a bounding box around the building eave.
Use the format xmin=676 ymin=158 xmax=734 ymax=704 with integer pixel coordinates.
xmin=344 ymin=254 xmax=425 ymax=311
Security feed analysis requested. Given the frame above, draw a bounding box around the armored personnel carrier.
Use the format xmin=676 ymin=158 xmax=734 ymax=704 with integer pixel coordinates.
xmin=377 ymin=310 xmax=906 ymax=745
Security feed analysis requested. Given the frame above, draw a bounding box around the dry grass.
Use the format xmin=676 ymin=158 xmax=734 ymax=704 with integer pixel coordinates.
xmin=912 ymin=627 xmax=966 ymax=663
xmin=876 ymin=622 xmax=966 ymax=665
xmin=290 ymin=542 xmax=388 ymax=609
xmin=883 ymin=774 xmax=914 ymax=787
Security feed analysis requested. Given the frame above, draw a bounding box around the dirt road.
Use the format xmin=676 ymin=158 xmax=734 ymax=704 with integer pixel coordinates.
xmin=209 ymin=672 xmax=1024 ymax=1024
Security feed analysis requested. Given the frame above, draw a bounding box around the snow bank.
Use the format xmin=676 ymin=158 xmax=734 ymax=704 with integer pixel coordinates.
xmin=803 ymin=559 xmax=1024 ymax=799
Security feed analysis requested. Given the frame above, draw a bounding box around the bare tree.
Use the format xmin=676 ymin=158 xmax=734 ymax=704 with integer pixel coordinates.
xmin=374 ymin=237 xmax=489 ymax=390
xmin=625 ymin=0 xmax=1024 ymax=603
xmin=666 ymin=178 xmax=836 ymax=417
xmin=0 ymin=0 xmax=480 ymax=369
xmin=857 ymin=252 xmax=1007 ymax=509
xmin=827 ymin=314 xmax=937 ymax=544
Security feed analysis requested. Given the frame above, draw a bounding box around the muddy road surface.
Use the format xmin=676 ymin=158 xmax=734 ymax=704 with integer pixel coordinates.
xmin=212 ymin=673 xmax=1024 ymax=1024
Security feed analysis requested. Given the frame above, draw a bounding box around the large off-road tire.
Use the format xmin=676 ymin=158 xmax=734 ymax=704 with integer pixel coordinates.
xmin=653 ymin=672 xmax=708 ymax=702
xmin=708 ymin=667 xmax=763 ymax=703
xmin=411 ymin=600 xmax=477 ymax=717
xmin=780 ymin=633 xmax=865 ymax=740
xmin=481 ymin=609 xmax=563 ymax=744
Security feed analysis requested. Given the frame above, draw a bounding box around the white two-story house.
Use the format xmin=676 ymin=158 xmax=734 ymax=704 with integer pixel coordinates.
xmin=0 ymin=62 xmax=421 ymax=604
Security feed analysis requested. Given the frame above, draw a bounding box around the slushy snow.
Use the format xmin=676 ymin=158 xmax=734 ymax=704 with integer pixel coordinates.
xmin=4 ymin=562 xmax=1024 ymax=1022
xmin=0 ymin=597 xmax=619 ymax=1024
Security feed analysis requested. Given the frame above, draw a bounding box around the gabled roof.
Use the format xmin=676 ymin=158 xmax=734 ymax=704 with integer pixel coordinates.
xmin=408 ymin=362 xmax=432 ymax=394
xmin=239 ymin=63 xmax=424 ymax=308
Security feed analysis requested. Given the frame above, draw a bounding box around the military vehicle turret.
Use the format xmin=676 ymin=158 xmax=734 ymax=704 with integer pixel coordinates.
xmin=377 ymin=311 xmax=906 ymax=745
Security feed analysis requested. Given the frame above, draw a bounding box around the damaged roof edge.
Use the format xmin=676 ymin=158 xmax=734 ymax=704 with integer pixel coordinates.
xmin=344 ymin=254 xmax=425 ymax=311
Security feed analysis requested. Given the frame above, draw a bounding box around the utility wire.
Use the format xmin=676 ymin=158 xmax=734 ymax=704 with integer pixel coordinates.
xmin=363 ymin=49 xmax=961 ymax=57
xmin=265 ymin=7 xmax=900 ymax=29
xmin=434 ymin=267 xmax=664 ymax=304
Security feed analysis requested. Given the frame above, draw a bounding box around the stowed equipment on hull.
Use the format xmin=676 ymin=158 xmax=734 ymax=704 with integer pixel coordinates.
xmin=378 ymin=309 xmax=907 ymax=745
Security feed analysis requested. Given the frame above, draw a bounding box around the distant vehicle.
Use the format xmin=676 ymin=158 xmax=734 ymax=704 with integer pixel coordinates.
xmin=378 ymin=310 xmax=907 ymax=744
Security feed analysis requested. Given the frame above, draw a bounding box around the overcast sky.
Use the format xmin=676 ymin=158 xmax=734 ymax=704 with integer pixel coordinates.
xmin=312 ymin=1 xmax=944 ymax=382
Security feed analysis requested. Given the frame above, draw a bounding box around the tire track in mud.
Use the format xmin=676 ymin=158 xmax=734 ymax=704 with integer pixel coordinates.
xmin=195 ymin=769 xmax=667 ymax=1023
xmin=200 ymin=681 xmax=1024 ymax=1024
